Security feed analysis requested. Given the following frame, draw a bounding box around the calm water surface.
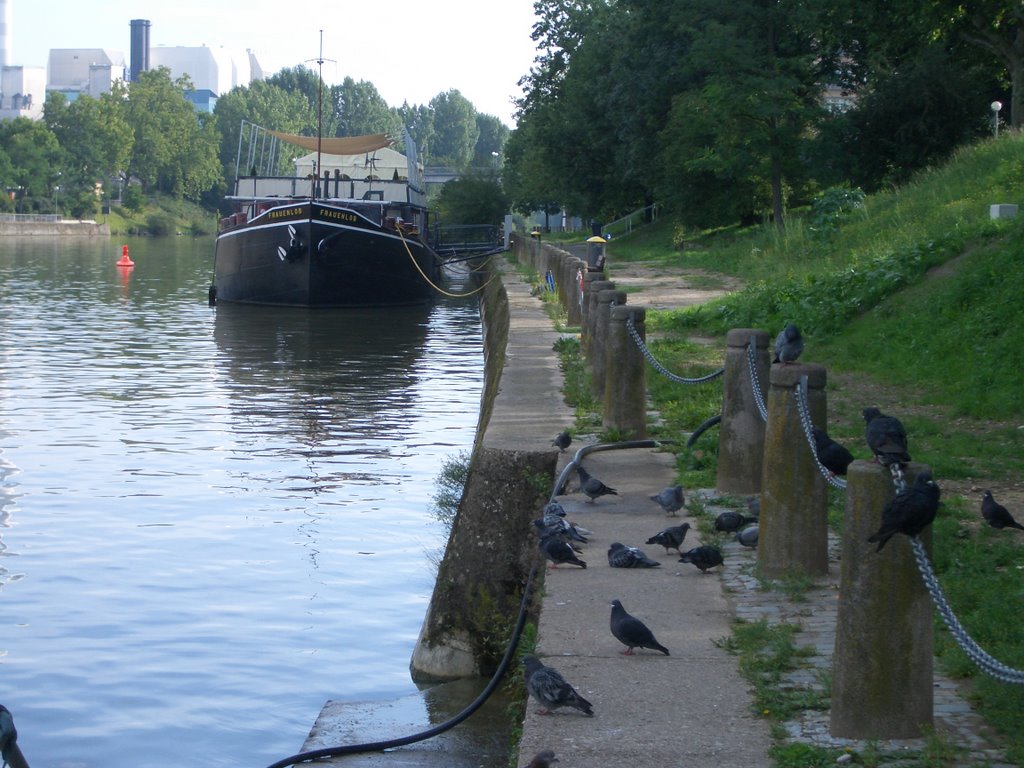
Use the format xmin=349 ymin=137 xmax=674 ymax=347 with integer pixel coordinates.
xmin=0 ymin=236 xmax=485 ymax=767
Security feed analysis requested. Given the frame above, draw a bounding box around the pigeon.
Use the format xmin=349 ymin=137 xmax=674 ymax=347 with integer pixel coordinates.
xmin=538 ymin=534 xmax=587 ymax=569
xmin=736 ymin=524 xmax=759 ymax=548
xmin=773 ymin=323 xmax=804 ymax=364
xmin=813 ymin=427 xmax=855 ymax=476
xmin=646 ymin=522 xmax=691 ymax=554
xmin=746 ymin=495 xmax=761 ymax=518
xmin=649 ymin=484 xmax=686 ymax=516
xmin=576 ymin=465 xmax=617 ymax=503
xmin=868 ymin=471 xmax=941 ymax=552
xmin=543 ymin=500 xmax=567 ymax=517
xmin=610 ymin=599 xmax=670 ymax=656
xmin=522 ymin=655 xmax=594 ymax=716
xmin=532 ymin=518 xmax=584 ymax=550
xmin=981 ymin=490 xmax=1024 ymax=531
xmin=527 ymin=750 xmax=559 ymax=768
xmin=607 ymin=542 xmax=661 ymax=568
xmin=552 ymin=430 xmax=572 ymax=452
xmin=714 ymin=510 xmax=755 ymax=533
xmin=679 ymin=545 xmax=724 ymax=573
xmin=863 ymin=407 xmax=911 ymax=467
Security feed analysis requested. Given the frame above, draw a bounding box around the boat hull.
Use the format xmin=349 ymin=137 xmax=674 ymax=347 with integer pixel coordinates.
xmin=213 ymin=201 xmax=440 ymax=307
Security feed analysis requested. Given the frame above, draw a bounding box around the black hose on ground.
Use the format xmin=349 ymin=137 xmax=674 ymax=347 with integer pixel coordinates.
xmin=264 ymin=563 xmax=538 ymax=768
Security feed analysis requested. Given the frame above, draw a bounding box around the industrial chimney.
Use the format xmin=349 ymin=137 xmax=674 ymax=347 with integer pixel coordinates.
xmin=0 ymin=0 xmax=11 ymax=68
xmin=129 ymin=18 xmax=150 ymax=81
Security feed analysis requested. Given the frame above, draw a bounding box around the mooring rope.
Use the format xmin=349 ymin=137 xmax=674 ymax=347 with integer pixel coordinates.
xmin=624 ymin=313 xmax=725 ymax=384
xmin=396 ymin=223 xmax=497 ymax=298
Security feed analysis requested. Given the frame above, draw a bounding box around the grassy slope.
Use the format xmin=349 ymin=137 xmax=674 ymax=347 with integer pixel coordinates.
xmin=604 ymin=134 xmax=1024 ymax=764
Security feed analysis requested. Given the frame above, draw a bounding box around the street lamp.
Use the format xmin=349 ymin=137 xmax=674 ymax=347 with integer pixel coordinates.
xmin=991 ymin=100 xmax=1003 ymax=138
xmin=53 ymin=185 xmax=61 ymax=217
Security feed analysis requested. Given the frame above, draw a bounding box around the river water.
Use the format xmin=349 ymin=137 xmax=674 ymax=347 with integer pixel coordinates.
xmin=0 ymin=236 xmax=486 ymax=767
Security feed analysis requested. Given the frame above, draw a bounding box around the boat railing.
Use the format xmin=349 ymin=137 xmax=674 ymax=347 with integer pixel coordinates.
xmin=232 ymin=175 xmax=420 ymax=206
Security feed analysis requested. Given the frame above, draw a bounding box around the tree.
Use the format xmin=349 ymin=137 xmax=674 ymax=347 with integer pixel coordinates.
xmin=434 ymin=172 xmax=510 ymax=226
xmin=124 ymin=68 xmax=222 ymax=200
xmin=44 ymin=90 xmax=133 ymax=194
xmin=428 ymin=90 xmax=479 ymax=168
xmin=0 ymin=117 xmax=63 ymax=210
xmin=331 ymin=77 xmax=402 ymax=137
xmin=472 ymin=113 xmax=510 ymax=168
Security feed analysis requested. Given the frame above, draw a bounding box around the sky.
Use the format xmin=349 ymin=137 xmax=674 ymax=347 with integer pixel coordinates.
xmin=9 ymin=0 xmax=541 ymax=126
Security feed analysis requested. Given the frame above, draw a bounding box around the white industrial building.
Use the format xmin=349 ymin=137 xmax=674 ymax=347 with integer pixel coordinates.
xmin=0 ymin=64 xmax=45 ymax=119
xmin=46 ymin=48 xmax=127 ymax=102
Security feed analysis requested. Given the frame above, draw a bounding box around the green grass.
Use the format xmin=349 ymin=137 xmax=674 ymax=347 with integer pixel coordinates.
xmin=556 ymin=132 xmax=1024 ymax=764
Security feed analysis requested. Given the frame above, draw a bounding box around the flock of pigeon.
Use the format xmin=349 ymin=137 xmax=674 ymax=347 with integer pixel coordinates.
xmin=775 ymin=324 xmax=1022 ymax=545
xmin=523 ymin=450 xmax=763 ymax=729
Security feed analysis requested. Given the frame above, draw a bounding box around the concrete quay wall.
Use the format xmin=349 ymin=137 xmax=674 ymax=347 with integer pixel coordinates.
xmin=0 ymin=221 xmax=111 ymax=236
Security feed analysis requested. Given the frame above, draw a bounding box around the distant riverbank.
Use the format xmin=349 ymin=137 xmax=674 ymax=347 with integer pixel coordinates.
xmin=0 ymin=216 xmax=110 ymax=236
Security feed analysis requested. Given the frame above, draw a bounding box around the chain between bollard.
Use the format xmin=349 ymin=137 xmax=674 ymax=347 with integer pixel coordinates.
xmin=746 ymin=336 xmax=768 ymax=422
xmin=910 ymin=537 xmax=1024 ymax=685
xmin=624 ymin=313 xmax=725 ymax=384
xmin=794 ymin=375 xmax=847 ymax=490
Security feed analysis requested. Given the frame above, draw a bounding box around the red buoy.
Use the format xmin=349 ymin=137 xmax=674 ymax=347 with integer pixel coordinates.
xmin=116 ymin=245 xmax=134 ymax=267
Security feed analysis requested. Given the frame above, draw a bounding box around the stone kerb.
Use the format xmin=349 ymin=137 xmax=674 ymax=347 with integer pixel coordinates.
xmin=758 ymin=362 xmax=829 ymax=579
xmin=831 ymin=460 xmax=934 ymax=739
xmin=591 ymin=289 xmax=627 ymax=398
xmin=716 ymin=329 xmax=770 ymax=494
xmin=604 ymin=305 xmax=647 ymax=438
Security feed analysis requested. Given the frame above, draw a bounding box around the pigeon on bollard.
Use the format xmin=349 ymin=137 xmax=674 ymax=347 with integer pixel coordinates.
xmin=868 ymin=471 xmax=941 ymax=552
xmin=607 ymin=542 xmax=661 ymax=568
xmin=813 ymin=427 xmax=855 ymax=476
xmin=679 ymin=545 xmax=724 ymax=573
xmin=773 ymin=323 xmax=804 ymax=364
xmin=552 ymin=430 xmax=572 ymax=452
xmin=576 ymin=465 xmax=618 ymax=503
xmin=539 ymin=534 xmax=587 ymax=569
xmin=981 ymin=490 xmax=1024 ymax=531
xmin=610 ymin=599 xmax=670 ymax=656
xmin=646 ymin=522 xmax=691 ymax=555
xmin=863 ymin=407 xmax=912 ymax=467
xmin=522 ymin=655 xmax=594 ymax=716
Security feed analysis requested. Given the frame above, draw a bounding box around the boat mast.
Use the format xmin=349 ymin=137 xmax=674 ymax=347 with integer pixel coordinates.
xmin=315 ymin=30 xmax=324 ymax=191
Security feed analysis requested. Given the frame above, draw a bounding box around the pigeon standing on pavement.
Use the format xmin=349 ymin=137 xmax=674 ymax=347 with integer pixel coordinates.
xmin=736 ymin=524 xmax=759 ymax=548
xmin=609 ymin=599 xmax=670 ymax=656
xmin=539 ymin=534 xmax=587 ymax=569
xmin=576 ymin=465 xmax=618 ymax=503
xmin=645 ymin=522 xmax=691 ymax=554
xmin=679 ymin=545 xmax=724 ymax=573
xmin=773 ymin=323 xmax=804 ymax=364
xmin=552 ymin=430 xmax=572 ymax=452
xmin=527 ymin=749 xmax=559 ymax=768
xmin=714 ymin=510 xmax=755 ymax=533
xmin=981 ymin=490 xmax=1024 ymax=531
xmin=649 ymin=484 xmax=685 ymax=516
xmin=863 ymin=407 xmax=912 ymax=467
xmin=813 ymin=427 xmax=855 ymax=476
xmin=607 ymin=542 xmax=661 ymax=568
xmin=522 ymin=655 xmax=594 ymax=716
xmin=868 ymin=471 xmax=941 ymax=552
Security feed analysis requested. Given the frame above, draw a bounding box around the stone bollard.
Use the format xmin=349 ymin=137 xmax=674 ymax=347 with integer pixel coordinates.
xmin=590 ymin=289 xmax=626 ymax=398
xmin=582 ymin=279 xmax=614 ymax=352
xmin=604 ymin=305 xmax=647 ymax=438
xmin=716 ymin=329 xmax=770 ymax=494
xmin=558 ymin=255 xmax=577 ymax=315
xmin=565 ymin=258 xmax=585 ymax=327
xmin=830 ymin=460 xmax=934 ymax=739
xmin=758 ymin=362 xmax=829 ymax=578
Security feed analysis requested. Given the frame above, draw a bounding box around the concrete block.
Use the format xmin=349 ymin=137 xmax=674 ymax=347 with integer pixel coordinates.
xmin=989 ymin=204 xmax=1018 ymax=219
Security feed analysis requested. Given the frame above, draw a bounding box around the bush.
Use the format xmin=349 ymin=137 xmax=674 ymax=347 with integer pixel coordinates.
xmin=145 ymin=212 xmax=177 ymax=236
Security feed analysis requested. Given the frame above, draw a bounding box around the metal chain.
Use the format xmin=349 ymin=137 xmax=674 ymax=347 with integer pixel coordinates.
xmin=624 ymin=313 xmax=725 ymax=385
xmin=910 ymin=537 xmax=1024 ymax=685
xmin=746 ymin=337 xmax=768 ymax=422
xmin=793 ymin=376 xmax=847 ymax=490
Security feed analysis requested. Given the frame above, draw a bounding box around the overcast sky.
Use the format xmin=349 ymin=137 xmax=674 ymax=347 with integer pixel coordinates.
xmin=9 ymin=0 xmax=540 ymax=126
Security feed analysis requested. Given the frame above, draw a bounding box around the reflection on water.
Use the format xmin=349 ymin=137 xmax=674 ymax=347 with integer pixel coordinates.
xmin=0 ymin=237 xmax=485 ymax=767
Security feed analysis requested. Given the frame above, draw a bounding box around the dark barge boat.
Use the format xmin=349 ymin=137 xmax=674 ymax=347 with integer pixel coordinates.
xmin=211 ymin=126 xmax=442 ymax=308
